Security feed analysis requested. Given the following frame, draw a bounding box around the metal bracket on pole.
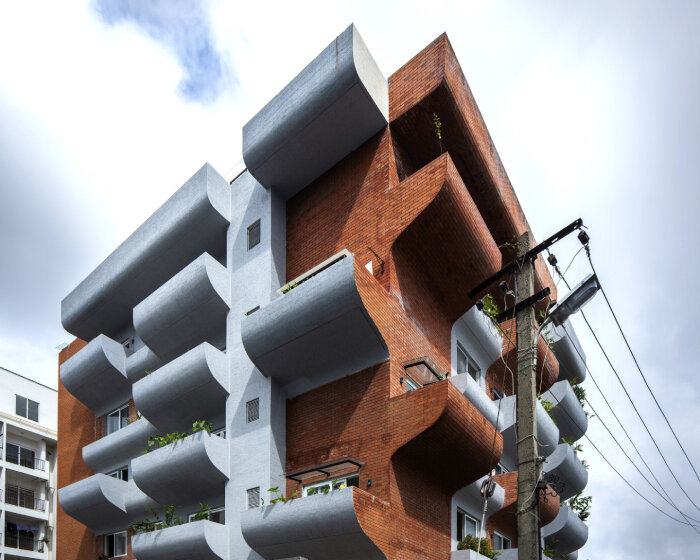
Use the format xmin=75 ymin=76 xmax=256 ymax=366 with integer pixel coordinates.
xmin=495 ymin=287 xmax=551 ymax=323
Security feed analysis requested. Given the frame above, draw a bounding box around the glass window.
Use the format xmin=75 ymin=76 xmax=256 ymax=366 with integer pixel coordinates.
xmin=108 ymin=467 xmax=129 ymax=481
xmin=104 ymin=531 xmax=127 ymax=557
xmin=188 ymin=506 xmax=225 ymax=524
xmin=105 ymin=404 xmax=130 ymax=435
xmin=6 ymin=442 xmax=36 ymax=469
xmin=303 ymin=474 xmax=359 ymax=496
xmin=212 ymin=428 xmax=226 ymax=438
xmin=15 ymin=395 xmax=39 ymax=422
xmin=457 ymin=509 xmax=479 ymax=541
xmin=494 ymin=532 xmax=511 ymax=550
xmin=405 ymin=376 xmax=420 ymax=392
xmin=457 ymin=345 xmax=468 ymax=375
xmin=247 ymin=219 xmax=261 ymax=250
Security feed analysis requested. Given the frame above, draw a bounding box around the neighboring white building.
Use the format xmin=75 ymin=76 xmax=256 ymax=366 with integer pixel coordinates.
xmin=0 ymin=366 xmax=57 ymax=560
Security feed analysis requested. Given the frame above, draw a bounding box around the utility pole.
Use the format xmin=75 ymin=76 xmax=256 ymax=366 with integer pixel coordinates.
xmin=515 ymin=231 xmax=540 ymax=560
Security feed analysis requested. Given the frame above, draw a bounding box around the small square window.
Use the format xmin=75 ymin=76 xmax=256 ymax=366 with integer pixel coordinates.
xmin=494 ymin=531 xmax=512 ymax=550
xmin=457 ymin=344 xmax=480 ymax=382
xmin=246 ymin=398 xmax=260 ymax=423
xmin=247 ymin=219 xmax=261 ymax=250
xmin=15 ymin=395 xmax=39 ymax=422
xmin=247 ymin=487 xmax=260 ymax=509
xmin=457 ymin=509 xmax=479 ymax=542
xmin=106 ymin=404 xmax=130 ymax=435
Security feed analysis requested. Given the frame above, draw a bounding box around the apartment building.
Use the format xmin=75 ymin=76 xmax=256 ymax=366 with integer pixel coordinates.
xmin=57 ymin=25 xmax=590 ymax=560
xmin=0 ymin=366 xmax=57 ymax=560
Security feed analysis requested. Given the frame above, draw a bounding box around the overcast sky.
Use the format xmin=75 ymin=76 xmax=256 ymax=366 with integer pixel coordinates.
xmin=1 ymin=1 xmax=698 ymax=557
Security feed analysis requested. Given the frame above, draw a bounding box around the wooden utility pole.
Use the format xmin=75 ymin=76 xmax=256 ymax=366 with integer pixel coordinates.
xmin=515 ymin=231 xmax=541 ymax=560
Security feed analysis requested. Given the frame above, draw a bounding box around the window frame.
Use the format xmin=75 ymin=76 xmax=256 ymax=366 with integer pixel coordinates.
xmin=108 ymin=466 xmax=129 ymax=481
xmin=493 ymin=531 xmax=512 ymax=550
xmin=188 ymin=505 xmax=225 ymax=524
xmin=302 ymin=473 xmax=359 ymax=497
xmin=405 ymin=375 xmax=420 ymax=392
xmin=456 ymin=508 xmax=480 ymax=542
xmin=15 ymin=395 xmax=39 ymax=422
xmin=456 ymin=343 xmax=482 ymax=385
xmin=105 ymin=404 xmax=130 ymax=436
xmin=103 ymin=530 xmax=127 ymax=558
xmin=247 ymin=219 xmax=261 ymax=250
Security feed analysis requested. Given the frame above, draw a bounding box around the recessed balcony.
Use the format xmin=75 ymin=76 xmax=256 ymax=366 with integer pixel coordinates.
xmin=240 ymin=487 xmax=387 ymax=560
xmin=449 ymin=373 xmax=503 ymax=429
xmin=551 ymin=319 xmax=586 ymax=384
xmin=61 ymin=163 xmax=231 ymax=341
xmin=133 ymin=343 xmax=229 ymax=433
xmin=131 ymin=520 xmax=227 ymax=560
xmin=59 ymin=334 xmax=130 ymax=416
xmin=131 ymin=431 xmax=228 ymax=505
xmin=133 ymin=253 xmax=230 ymax=362
xmin=241 ymin=253 xmax=389 ymax=397
xmin=82 ymin=418 xmax=160 ymax=474
xmin=542 ymin=506 xmax=588 ymax=558
xmin=543 ymin=443 xmax=588 ymax=501
xmin=126 ymin=345 xmax=163 ymax=383
xmin=58 ymin=474 xmax=157 ymax=535
xmin=541 ymin=380 xmax=588 ymax=443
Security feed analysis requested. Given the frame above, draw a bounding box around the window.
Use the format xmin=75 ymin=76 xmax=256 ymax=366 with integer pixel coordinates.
xmin=104 ymin=531 xmax=127 ymax=557
xmin=494 ymin=463 xmax=508 ymax=475
xmin=493 ymin=532 xmax=512 ymax=550
xmin=212 ymin=427 xmax=226 ymax=438
xmin=105 ymin=404 xmax=130 ymax=435
xmin=456 ymin=509 xmax=479 ymax=541
xmin=6 ymin=442 xmax=37 ymax=469
xmin=5 ymin=521 xmax=36 ymax=551
xmin=456 ymin=344 xmax=480 ymax=382
xmin=188 ymin=506 xmax=225 ymax=524
xmin=303 ymin=474 xmax=359 ymax=496
xmin=108 ymin=467 xmax=129 ymax=481
xmin=247 ymin=219 xmax=261 ymax=250
xmin=405 ymin=375 xmax=420 ymax=392
xmin=5 ymin=484 xmax=37 ymax=509
xmin=15 ymin=395 xmax=39 ymax=422
xmin=491 ymin=387 xmax=504 ymax=400
xmin=246 ymin=398 xmax=260 ymax=423
xmin=247 ymin=487 xmax=260 ymax=509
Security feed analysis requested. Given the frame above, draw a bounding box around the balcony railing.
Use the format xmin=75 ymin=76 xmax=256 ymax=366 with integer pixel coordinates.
xmin=5 ymin=485 xmax=46 ymax=511
xmin=6 ymin=452 xmax=46 ymax=471
xmin=4 ymin=532 xmax=43 ymax=551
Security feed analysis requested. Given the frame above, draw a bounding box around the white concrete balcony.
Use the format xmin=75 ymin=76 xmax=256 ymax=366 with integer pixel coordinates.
xmin=551 ymin=320 xmax=586 ymax=384
xmin=2 ymin=487 xmax=49 ymax=522
xmin=242 ymin=24 xmax=388 ymax=199
xmin=126 ymin=345 xmax=163 ymax=383
xmin=241 ymin=254 xmax=389 ymax=397
xmin=452 ymin=475 xmax=506 ymax=551
xmin=61 ymin=163 xmax=231 ymax=341
xmin=542 ymin=506 xmax=588 ymax=558
xmin=82 ymin=418 xmax=160 ymax=474
xmin=449 ymin=373 xmax=504 ymax=430
xmin=3 ymin=533 xmax=48 ymax=559
xmin=59 ymin=334 xmax=130 ymax=416
xmin=133 ymin=253 xmax=230 ymax=362
xmin=541 ymin=380 xmax=588 ymax=442
xmin=131 ymin=431 xmax=228 ymax=505
xmin=240 ymin=487 xmax=386 ymax=560
xmin=131 ymin=520 xmax=227 ymax=560
xmin=542 ymin=444 xmax=589 ymax=501
xmin=58 ymin=474 xmax=157 ymax=535
xmin=132 ymin=343 xmax=228 ymax=433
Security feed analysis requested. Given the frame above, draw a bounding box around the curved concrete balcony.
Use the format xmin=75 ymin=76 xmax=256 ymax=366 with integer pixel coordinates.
xmin=131 ymin=520 xmax=227 ymax=560
xmin=543 ymin=444 xmax=588 ymax=501
xmin=453 ymin=306 xmax=503 ymax=372
xmin=131 ymin=431 xmax=228 ymax=505
xmin=134 ymin=253 xmax=230 ymax=362
xmin=133 ymin=343 xmax=229 ymax=433
xmin=126 ymin=345 xmax=163 ymax=383
xmin=241 ymin=487 xmax=387 ymax=560
xmin=452 ymin=475 xmax=506 ymax=547
xmin=59 ymin=334 xmax=130 ymax=416
xmin=541 ymin=380 xmax=588 ymax=442
xmin=551 ymin=320 xmax=586 ymax=384
xmin=61 ymin=163 xmax=231 ymax=341
xmin=449 ymin=373 xmax=503 ymax=430
xmin=83 ymin=418 xmax=160 ymax=474
xmin=542 ymin=506 xmax=588 ymax=557
xmin=243 ymin=24 xmax=388 ymax=199
xmin=241 ymin=254 xmax=389 ymax=397
xmin=58 ymin=474 xmax=156 ymax=535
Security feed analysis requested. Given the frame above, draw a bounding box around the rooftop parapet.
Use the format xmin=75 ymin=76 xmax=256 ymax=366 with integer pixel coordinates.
xmin=61 ymin=163 xmax=231 ymax=341
xmin=83 ymin=418 xmax=160 ymax=474
xmin=59 ymin=334 xmax=130 ymax=416
xmin=243 ymin=24 xmax=388 ymax=199
xmin=131 ymin=520 xmax=227 ymax=560
xmin=551 ymin=320 xmax=587 ymax=384
xmin=543 ymin=443 xmax=589 ymax=501
xmin=541 ymin=380 xmax=588 ymax=442
xmin=542 ymin=506 xmax=589 ymax=558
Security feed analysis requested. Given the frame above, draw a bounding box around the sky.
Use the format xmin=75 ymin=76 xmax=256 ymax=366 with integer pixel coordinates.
xmin=1 ymin=0 xmax=699 ymax=557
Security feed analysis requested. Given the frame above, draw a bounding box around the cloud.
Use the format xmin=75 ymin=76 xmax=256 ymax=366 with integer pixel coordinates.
xmin=92 ymin=0 xmax=229 ymax=103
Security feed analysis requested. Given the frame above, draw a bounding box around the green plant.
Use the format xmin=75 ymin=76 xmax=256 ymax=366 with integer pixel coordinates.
xmin=498 ymin=235 xmax=517 ymax=251
xmin=480 ymin=294 xmax=507 ymax=337
xmin=145 ymin=420 xmax=214 ymax=452
xmin=561 ymin=435 xmax=583 ymax=455
xmin=280 ymin=281 xmax=299 ymax=294
xmin=567 ymin=491 xmax=592 ymax=521
xmin=191 ymin=502 xmax=212 ymax=521
xmin=543 ymin=538 xmax=558 ymax=558
xmin=162 ymin=504 xmax=183 ymax=528
xmin=537 ymin=394 xmax=557 ymax=424
xmin=144 ymin=370 xmax=152 ymax=376
xmin=457 ymin=534 xmax=500 ymax=559
xmin=130 ymin=504 xmax=182 ymax=534
xmin=432 ymin=112 xmax=443 ymax=153
xmin=192 ymin=420 xmax=213 ymax=434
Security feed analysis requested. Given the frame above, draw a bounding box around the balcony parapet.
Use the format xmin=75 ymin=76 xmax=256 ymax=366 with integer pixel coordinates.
xmin=449 ymin=373 xmax=504 ymax=430
xmin=498 ymin=396 xmax=559 ymax=469
xmin=243 ymin=24 xmax=388 ymax=199
xmin=452 ymin=475 xmax=506 ymax=541
xmin=543 ymin=444 xmax=588 ymax=501
xmin=59 ymin=334 xmax=130 ymax=416
xmin=131 ymin=431 xmax=228 ymax=505
xmin=542 ymin=506 xmax=588 ymax=557
xmin=134 ymin=253 xmax=230 ymax=362
xmin=133 ymin=343 xmax=229 ymax=433
xmin=240 ymin=487 xmax=387 ymax=560
xmin=58 ymin=474 xmax=157 ymax=535
xmin=241 ymin=254 xmax=388 ymax=397
xmin=551 ymin=320 xmax=586 ymax=384
xmin=131 ymin=520 xmax=227 ymax=560
xmin=82 ymin=418 xmax=160 ymax=474
xmin=61 ymin=163 xmax=231 ymax=341
xmin=126 ymin=345 xmax=163 ymax=383
xmin=541 ymin=380 xmax=588 ymax=442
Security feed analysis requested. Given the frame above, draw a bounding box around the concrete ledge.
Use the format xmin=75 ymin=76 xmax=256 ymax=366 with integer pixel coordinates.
xmin=133 ymin=253 xmax=230 ymax=362
xmin=126 ymin=345 xmax=163 ymax=383
xmin=243 ymin=24 xmax=388 ymax=198
xmin=450 ymin=373 xmax=503 ymax=430
xmin=240 ymin=487 xmax=386 ymax=560
xmin=551 ymin=320 xmax=586 ymax=384
xmin=58 ymin=474 xmax=157 ymax=535
xmin=131 ymin=520 xmax=227 ymax=560
xmin=241 ymin=254 xmax=388 ymax=397
xmin=541 ymin=380 xmax=588 ymax=442
xmin=451 ymin=551 xmax=499 ymax=560
xmin=83 ymin=418 xmax=160 ymax=474
xmin=131 ymin=431 xmax=228 ymax=505
xmin=61 ymin=163 xmax=230 ymax=341
xmin=499 ymin=396 xmax=560 ymax=468
xmin=59 ymin=334 xmax=130 ymax=416
xmin=542 ymin=506 xmax=588 ymax=556
xmin=133 ymin=343 xmax=229 ymax=433
xmin=543 ymin=444 xmax=588 ymax=501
